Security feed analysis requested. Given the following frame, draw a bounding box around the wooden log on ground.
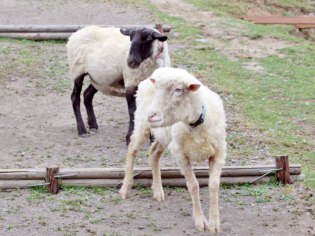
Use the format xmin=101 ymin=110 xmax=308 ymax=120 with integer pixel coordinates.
xmin=0 ymin=175 xmax=304 ymax=189
xmin=0 ymin=170 xmax=45 ymax=179
xmin=0 ymin=180 xmax=44 ymax=189
xmin=0 ymin=24 xmax=172 ymax=33
xmin=0 ymin=164 xmax=302 ymax=180
xmin=275 ymin=155 xmax=293 ymax=185
xmin=241 ymin=16 xmax=315 ymax=25
xmin=0 ymin=33 xmax=72 ymax=40
xmin=46 ymin=165 xmax=60 ymax=194
xmin=0 ymin=24 xmax=172 ymax=40
xmin=61 ymin=175 xmax=304 ymax=187
xmin=61 ymin=177 xmax=270 ymax=187
xmin=59 ymin=177 xmax=272 ymax=187
xmin=0 ymin=165 xmax=301 ymax=180
xmin=295 ymin=24 xmax=315 ymax=29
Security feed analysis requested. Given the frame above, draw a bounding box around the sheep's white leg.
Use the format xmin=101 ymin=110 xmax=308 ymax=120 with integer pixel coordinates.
xmin=208 ymin=156 xmax=224 ymax=233
xmin=179 ymin=156 xmax=209 ymax=231
xmin=120 ymin=129 xmax=149 ymax=199
xmin=149 ymin=141 xmax=165 ymax=202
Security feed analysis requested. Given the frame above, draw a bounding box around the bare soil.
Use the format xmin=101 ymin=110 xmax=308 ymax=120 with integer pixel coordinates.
xmin=0 ymin=0 xmax=314 ymax=235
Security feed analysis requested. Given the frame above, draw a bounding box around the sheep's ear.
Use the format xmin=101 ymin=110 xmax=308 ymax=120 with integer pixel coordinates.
xmin=187 ymin=83 xmax=200 ymax=91
xmin=120 ymin=28 xmax=131 ymax=36
xmin=153 ymin=32 xmax=168 ymax=42
xmin=150 ymin=78 xmax=156 ymax=84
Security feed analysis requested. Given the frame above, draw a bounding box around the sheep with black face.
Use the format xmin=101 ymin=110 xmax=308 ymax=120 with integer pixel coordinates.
xmin=66 ymin=26 xmax=170 ymax=143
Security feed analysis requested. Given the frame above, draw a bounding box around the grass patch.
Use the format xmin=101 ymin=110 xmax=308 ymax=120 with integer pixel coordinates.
xmin=228 ymin=183 xmax=296 ymax=204
xmin=26 ymin=185 xmax=51 ymax=203
xmin=61 ymin=185 xmax=118 ymax=195
xmin=184 ymin=0 xmax=310 ymax=17
xmin=185 ymin=0 xmax=308 ymax=42
xmin=134 ymin=185 xmax=152 ymax=195
xmin=0 ymin=37 xmax=68 ymax=88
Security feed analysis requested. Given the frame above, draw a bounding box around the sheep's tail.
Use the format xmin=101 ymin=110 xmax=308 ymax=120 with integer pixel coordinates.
xmin=87 ymin=73 xmax=126 ymax=97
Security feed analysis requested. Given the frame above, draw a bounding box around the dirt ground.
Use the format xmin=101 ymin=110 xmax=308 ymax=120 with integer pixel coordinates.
xmin=0 ymin=0 xmax=314 ymax=235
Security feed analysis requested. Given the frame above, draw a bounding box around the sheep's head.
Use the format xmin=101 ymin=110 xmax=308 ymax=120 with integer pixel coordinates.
xmin=147 ymin=68 xmax=201 ymax=128
xmin=120 ymin=27 xmax=167 ymax=69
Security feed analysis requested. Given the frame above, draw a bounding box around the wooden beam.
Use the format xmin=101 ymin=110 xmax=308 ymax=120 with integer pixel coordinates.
xmin=241 ymin=16 xmax=315 ymax=25
xmin=0 ymin=165 xmax=301 ymax=180
xmin=295 ymin=24 xmax=315 ymax=29
xmin=0 ymin=24 xmax=172 ymax=33
xmin=0 ymin=180 xmax=44 ymax=189
xmin=0 ymin=33 xmax=72 ymax=40
xmin=0 ymin=175 xmax=304 ymax=189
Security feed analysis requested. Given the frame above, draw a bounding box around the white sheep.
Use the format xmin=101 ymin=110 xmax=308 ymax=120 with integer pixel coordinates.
xmin=66 ymin=25 xmax=170 ymax=143
xmin=120 ymin=67 xmax=227 ymax=233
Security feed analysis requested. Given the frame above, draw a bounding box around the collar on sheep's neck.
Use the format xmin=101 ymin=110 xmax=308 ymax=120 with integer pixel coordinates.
xmin=189 ymin=105 xmax=206 ymax=128
xmin=155 ymin=42 xmax=164 ymax=60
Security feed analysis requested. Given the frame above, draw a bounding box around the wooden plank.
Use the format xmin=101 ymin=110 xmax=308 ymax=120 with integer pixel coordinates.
xmin=59 ymin=177 xmax=272 ymax=187
xmin=0 ymin=175 xmax=304 ymax=189
xmin=0 ymin=165 xmax=301 ymax=173
xmin=295 ymin=24 xmax=315 ymax=29
xmin=0 ymin=165 xmax=301 ymax=180
xmin=0 ymin=24 xmax=172 ymax=33
xmin=0 ymin=180 xmax=44 ymax=189
xmin=60 ymin=175 xmax=305 ymax=187
xmin=242 ymin=16 xmax=315 ymax=25
xmin=0 ymin=33 xmax=72 ymax=40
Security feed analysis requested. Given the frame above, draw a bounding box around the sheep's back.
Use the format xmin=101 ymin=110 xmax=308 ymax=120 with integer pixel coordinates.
xmin=66 ymin=26 xmax=129 ymax=83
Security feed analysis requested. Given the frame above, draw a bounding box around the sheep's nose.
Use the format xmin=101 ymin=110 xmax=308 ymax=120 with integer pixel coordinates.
xmin=148 ymin=112 xmax=157 ymax=122
xmin=127 ymin=55 xmax=141 ymax=69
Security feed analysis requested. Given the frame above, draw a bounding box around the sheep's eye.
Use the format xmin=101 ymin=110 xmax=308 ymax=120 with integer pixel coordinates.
xmin=174 ymin=88 xmax=182 ymax=93
xmin=146 ymin=36 xmax=152 ymax=41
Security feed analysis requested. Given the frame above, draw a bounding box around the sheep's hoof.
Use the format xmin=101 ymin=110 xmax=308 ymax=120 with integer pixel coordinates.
xmin=79 ymin=133 xmax=89 ymax=138
xmin=194 ymin=214 xmax=210 ymax=232
xmin=89 ymin=128 xmax=98 ymax=135
xmin=152 ymin=187 xmax=165 ymax=202
xmin=119 ymin=184 xmax=131 ymax=199
xmin=209 ymin=217 xmax=220 ymax=233
xmin=119 ymin=189 xmax=129 ymax=199
xmin=153 ymin=192 xmax=165 ymax=202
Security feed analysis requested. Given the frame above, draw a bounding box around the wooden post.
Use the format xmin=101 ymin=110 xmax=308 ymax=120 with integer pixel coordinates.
xmin=46 ymin=165 xmax=60 ymax=194
xmin=275 ymin=155 xmax=293 ymax=185
xmin=155 ymin=23 xmax=163 ymax=34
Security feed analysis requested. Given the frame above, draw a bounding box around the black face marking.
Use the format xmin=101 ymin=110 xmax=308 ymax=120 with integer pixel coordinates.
xmin=120 ymin=28 xmax=168 ymax=69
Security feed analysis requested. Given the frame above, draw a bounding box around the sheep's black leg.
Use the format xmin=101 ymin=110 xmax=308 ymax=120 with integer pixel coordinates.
xmin=71 ymin=73 xmax=87 ymax=136
xmin=83 ymin=84 xmax=98 ymax=133
xmin=125 ymin=86 xmax=138 ymax=145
